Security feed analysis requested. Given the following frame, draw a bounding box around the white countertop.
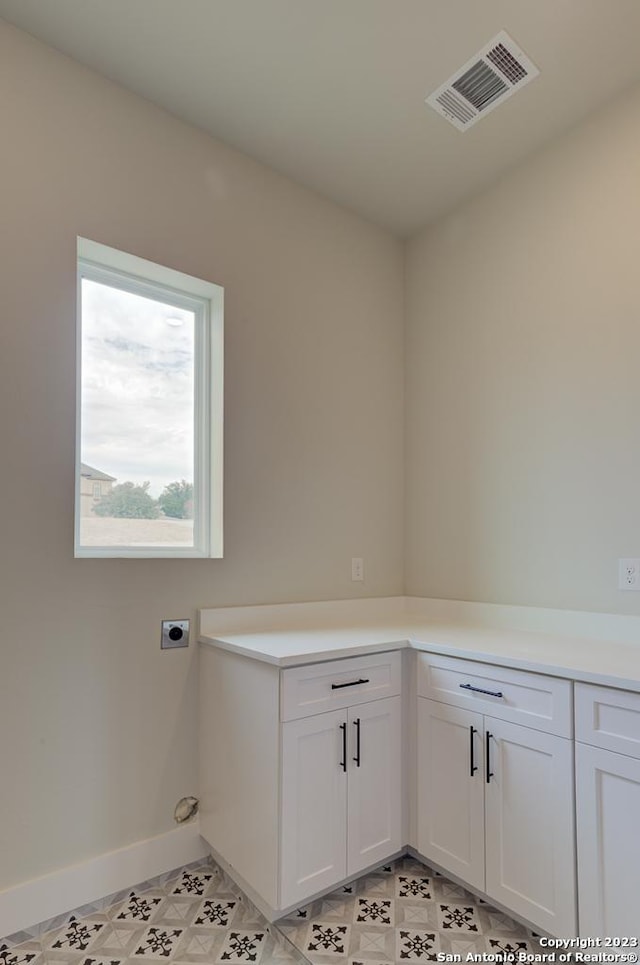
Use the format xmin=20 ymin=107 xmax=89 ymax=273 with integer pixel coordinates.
xmin=199 ymin=596 xmax=640 ymax=691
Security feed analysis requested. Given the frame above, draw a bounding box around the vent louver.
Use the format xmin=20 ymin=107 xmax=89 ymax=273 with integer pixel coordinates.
xmin=426 ymin=31 xmax=539 ymax=131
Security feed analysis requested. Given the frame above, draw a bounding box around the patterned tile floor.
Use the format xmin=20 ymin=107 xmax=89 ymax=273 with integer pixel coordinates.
xmin=0 ymin=862 xmax=301 ymax=965
xmin=278 ymin=855 xmax=541 ymax=964
xmin=1 ymin=855 xmax=540 ymax=965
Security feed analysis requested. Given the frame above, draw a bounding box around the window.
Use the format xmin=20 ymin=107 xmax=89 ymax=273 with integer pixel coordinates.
xmin=75 ymin=238 xmax=223 ymax=558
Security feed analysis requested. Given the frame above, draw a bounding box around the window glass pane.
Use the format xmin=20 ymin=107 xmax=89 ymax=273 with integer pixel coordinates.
xmin=79 ymin=278 xmax=196 ymax=548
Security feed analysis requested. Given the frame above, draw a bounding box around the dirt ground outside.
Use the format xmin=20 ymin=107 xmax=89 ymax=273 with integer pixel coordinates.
xmin=80 ymin=516 xmax=194 ymax=546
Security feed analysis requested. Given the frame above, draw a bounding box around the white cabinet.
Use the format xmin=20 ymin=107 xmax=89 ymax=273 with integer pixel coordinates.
xmin=281 ymin=694 xmax=402 ymax=907
xmin=281 ymin=709 xmax=348 ymax=905
xmin=201 ymin=639 xmax=601 ymax=935
xmin=484 ymin=717 xmax=575 ymax=935
xmin=348 ymin=696 xmax=403 ymax=876
xmin=417 ymin=700 xmax=485 ymax=890
xmin=416 ymin=654 xmax=576 ymax=938
xmin=279 ymin=650 xmax=403 ymax=906
xmin=575 ymin=683 xmax=640 ymax=937
xmin=199 ymin=645 xmax=403 ymax=919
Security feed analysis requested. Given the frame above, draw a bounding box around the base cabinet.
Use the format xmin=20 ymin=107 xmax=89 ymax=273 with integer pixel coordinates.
xmin=576 ymin=743 xmax=640 ymax=937
xmin=575 ymin=682 xmax=640 ymax=937
xmin=417 ymin=700 xmax=485 ymax=890
xmin=484 ymin=717 xmax=575 ymax=935
xmin=281 ymin=695 xmax=402 ymax=908
xmin=418 ymin=698 xmax=576 ymax=936
xmin=201 ymin=640 xmax=640 ymax=935
xmin=348 ymin=695 xmax=403 ymax=875
xmin=281 ymin=709 xmax=348 ymax=905
xmin=199 ymin=646 xmax=404 ymax=919
xmin=416 ymin=656 xmax=577 ymax=938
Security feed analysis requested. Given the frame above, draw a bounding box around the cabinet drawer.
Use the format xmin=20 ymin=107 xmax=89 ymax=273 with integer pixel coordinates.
xmin=416 ymin=653 xmax=572 ymax=737
xmin=281 ymin=651 xmax=402 ymax=721
xmin=575 ymin=683 xmax=640 ymax=759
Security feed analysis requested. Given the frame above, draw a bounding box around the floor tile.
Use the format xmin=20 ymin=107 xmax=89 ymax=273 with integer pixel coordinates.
xmin=216 ymin=929 xmax=267 ymax=963
xmin=347 ymin=958 xmax=391 ymax=965
xmin=305 ymin=923 xmax=351 ymax=958
xmin=170 ymin=873 xmax=215 ymax=899
xmin=191 ymin=898 xmax=239 ymax=929
xmin=354 ymin=900 xmax=394 ymax=927
xmin=395 ymin=928 xmax=440 ymax=961
xmin=395 ymin=876 xmax=432 ymax=901
xmin=110 ymin=894 xmax=165 ymax=924
xmin=131 ymin=926 xmax=184 ymax=959
xmin=356 ymin=929 xmax=391 ymax=956
xmin=93 ymin=923 xmax=145 ymax=955
xmin=3 ymin=853 xmax=542 ymax=965
xmin=0 ymin=946 xmax=41 ymax=965
xmin=45 ymin=918 xmax=107 ymax=954
xmin=436 ymin=903 xmax=482 ymax=935
xmin=485 ymin=937 xmax=534 ymax=955
xmin=80 ymin=957 xmax=126 ymax=965
xmin=398 ymin=905 xmax=432 ymax=925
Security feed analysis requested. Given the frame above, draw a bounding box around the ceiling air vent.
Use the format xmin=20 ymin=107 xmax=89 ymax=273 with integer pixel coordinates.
xmin=426 ymin=30 xmax=539 ymax=132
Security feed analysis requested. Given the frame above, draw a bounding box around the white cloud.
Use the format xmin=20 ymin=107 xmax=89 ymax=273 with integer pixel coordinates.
xmin=80 ymin=279 xmax=195 ymax=495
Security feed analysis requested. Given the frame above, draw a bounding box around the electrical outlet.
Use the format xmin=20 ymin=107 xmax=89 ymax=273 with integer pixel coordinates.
xmin=351 ymin=557 xmax=364 ymax=582
xmin=618 ymin=559 xmax=640 ymax=591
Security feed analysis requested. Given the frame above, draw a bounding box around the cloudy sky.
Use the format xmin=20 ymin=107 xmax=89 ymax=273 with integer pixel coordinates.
xmin=80 ymin=278 xmax=195 ymax=496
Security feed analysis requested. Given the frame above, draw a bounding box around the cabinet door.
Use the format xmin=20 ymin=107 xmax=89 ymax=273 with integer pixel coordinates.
xmin=416 ymin=698 xmax=485 ymax=891
xmin=484 ymin=719 xmax=576 ymax=937
xmin=576 ymin=742 xmax=640 ymax=938
xmin=347 ymin=696 xmax=402 ymax=876
xmin=280 ymin=709 xmax=347 ymax=908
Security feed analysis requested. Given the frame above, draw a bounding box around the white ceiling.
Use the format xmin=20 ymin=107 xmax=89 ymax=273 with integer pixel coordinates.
xmin=2 ymin=0 xmax=640 ymax=236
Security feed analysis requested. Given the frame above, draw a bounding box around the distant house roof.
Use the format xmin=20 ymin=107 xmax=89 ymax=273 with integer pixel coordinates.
xmin=80 ymin=462 xmax=116 ymax=482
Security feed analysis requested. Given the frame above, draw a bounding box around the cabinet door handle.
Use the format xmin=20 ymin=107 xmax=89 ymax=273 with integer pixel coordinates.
xmin=460 ymin=683 xmax=504 ymax=699
xmin=331 ymin=677 xmax=370 ymax=690
xmin=469 ymin=726 xmax=478 ymax=776
xmin=339 ymin=722 xmax=347 ymax=772
xmin=353 ymin=718 xmax=361 ymax=767
xmin=486 ymin=731 xmax=494 ymax=783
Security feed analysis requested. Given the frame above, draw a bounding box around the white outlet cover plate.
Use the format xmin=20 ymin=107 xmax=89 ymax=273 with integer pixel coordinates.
xmin=618 ymin=558 xmax=640 ymax=591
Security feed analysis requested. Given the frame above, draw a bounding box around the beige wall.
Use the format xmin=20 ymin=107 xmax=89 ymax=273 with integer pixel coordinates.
xmin=405 ymin=81 xmax=640 ymax=613
xmin=0 ymin=22 xmax=404 ymax=892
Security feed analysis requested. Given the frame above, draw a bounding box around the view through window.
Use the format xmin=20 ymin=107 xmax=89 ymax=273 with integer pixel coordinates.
xmin=76 ymin=239 xmax=223 ymax=558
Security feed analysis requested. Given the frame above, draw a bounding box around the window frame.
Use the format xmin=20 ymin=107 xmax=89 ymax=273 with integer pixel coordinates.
xmin=75 ymin=238 xmax=223 ymax=559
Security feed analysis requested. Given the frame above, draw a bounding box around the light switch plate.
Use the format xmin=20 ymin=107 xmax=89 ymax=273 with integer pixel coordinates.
xmin=161 ymin=619 xmax=190 ymax=649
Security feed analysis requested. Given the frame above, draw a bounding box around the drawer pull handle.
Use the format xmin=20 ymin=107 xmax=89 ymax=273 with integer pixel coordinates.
xmin=339 ymin=722 xmax=347 ymax=772
xmin=460 ymin=683 xmax=504 ymax=699
xmin=469 ymin=726 xmax=478 ymax=777
xmin=486 ymin=731 xmax=494 ymax=783
xmin=354 ymin=718 xmax=361 ymax=767
xmin=331 ymin=677 xmax=370 ymax=690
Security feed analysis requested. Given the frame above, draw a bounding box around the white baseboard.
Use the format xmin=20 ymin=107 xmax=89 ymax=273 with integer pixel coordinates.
xmin=0 ymin=821 xmax=209 ymax=940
